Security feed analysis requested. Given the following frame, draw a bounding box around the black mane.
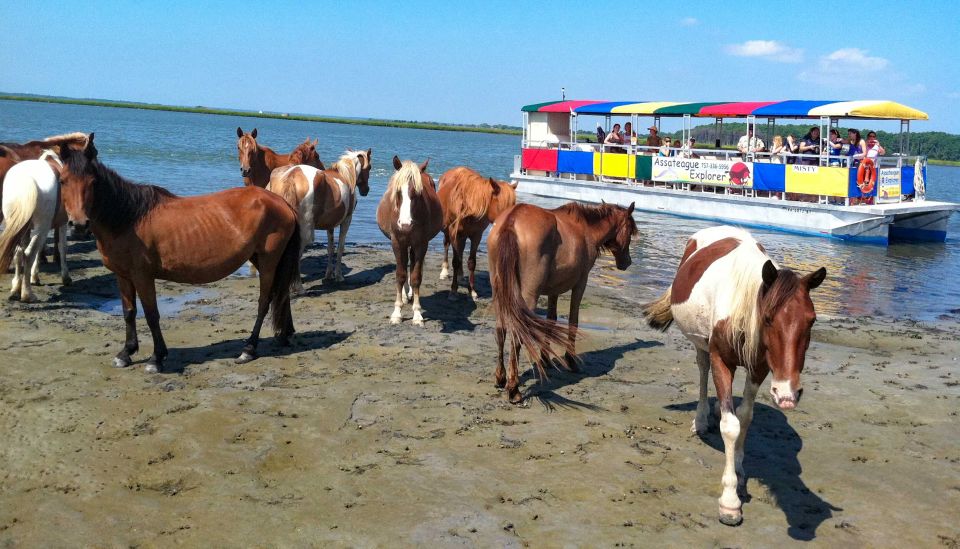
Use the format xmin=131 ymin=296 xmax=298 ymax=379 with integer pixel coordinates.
xmin=62 ymin=148 xmax=176 ymax=233
xmin=554 ymin=202 xmax=622 ymax=223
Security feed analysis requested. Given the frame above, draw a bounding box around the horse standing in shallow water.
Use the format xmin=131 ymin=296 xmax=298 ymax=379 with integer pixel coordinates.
xmin=642 ymin=225 xmax=826 ymax=527
xmin=235 ymin=128 xmax=324 ymax=188
xmin=437 ymin=167 xmax=517 ymax=300
xmin=376 ymin=156 xmax=443 ymax=326
xmin=488 ymin=201 xmax=637 ymax=403
xmin=268 ymin=149 xmax=372 ymax=289
xmin=58 ymin=134 xmax=301 ymax=373
xmin=0 ymin=150 xmax=71 ymax=301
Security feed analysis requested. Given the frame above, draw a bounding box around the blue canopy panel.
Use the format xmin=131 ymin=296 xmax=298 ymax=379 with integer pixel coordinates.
xmin=752 ymin=100 xmax=840 ymax=117
xmin=573 ymin=102 xmax=646 ymax=114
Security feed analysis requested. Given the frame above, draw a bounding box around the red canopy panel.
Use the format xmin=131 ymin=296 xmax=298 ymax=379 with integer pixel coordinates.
xmin=539 ymin=100 xmax=607 ymax=113
xmin=698 ymin=102 xmax=780 ymax=116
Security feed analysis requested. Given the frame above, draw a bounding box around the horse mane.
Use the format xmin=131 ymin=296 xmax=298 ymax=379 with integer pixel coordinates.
xmin=62 ymin=148 xmax=176 ymax=233
xmin=389 ymin=160 xmax=423 ymax=196
xmin=721 ymin=239 xmax=773 ymax=370
xmin=554 ymin=202 xmax=622 ymax=224
xmin=39 ymin=149 xmax=62 ymax=168
xmin=289 ymin=141 xmax=315 ymax=165
xmin=43 ymin=132 xmax=89 ymax=145
xmin=332 ymin=151 xmax=361 ymax=190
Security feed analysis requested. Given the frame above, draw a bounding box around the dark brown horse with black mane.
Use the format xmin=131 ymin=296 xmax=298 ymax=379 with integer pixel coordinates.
xmin=235 ymin=128 xmax=324 ymax=187
xmin=488 ymin=201 xmax=637 ymax=402
xmin=58 ymin=134 xmax=301 ymax=373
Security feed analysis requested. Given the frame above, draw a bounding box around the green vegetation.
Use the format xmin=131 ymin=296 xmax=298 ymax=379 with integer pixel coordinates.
xmin=0 ymin=93 xmax=523 ymax=136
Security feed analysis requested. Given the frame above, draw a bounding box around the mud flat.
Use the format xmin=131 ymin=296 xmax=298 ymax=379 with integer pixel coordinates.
xmin=1 ymin=241 xmax=958 ymax=547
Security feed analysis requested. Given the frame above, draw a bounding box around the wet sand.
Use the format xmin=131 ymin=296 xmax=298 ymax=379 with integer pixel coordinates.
xmin=1 ymin=241 xmax=958 ymax=547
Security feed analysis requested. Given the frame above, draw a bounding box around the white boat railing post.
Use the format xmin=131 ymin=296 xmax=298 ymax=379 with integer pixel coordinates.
xmin=819 ymin=116 xmax=830 ymax=167
xmin=746 ymin=115 xmax=756 ymax=163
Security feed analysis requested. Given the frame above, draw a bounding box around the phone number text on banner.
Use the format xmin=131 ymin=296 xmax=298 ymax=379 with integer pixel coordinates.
xmin=651 ymin=157 xmax=754 ymax=188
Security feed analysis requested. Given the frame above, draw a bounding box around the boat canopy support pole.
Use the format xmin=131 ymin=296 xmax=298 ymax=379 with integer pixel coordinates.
xmin=522 ymin=112 xmax=528 ymax=148
xmin=819 ymin=116 xmax=830 ymax=166
xmin=746 ymin=115 xmax=756 ymax=162
xmin=683 ymin=114 xmax=691 ymax=146
xmin=715 ymin=117 xmax=723 ymax=149
xmin=571 ymin=113 xmax=577 ymax=146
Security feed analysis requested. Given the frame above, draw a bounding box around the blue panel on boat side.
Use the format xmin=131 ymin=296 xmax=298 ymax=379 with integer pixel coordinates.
xmin=753 ymin=163 xmax=785 ymax=192
xmin=900 ymin=165 xmax=916 ymax=195
xmin=557 ymin=150 xmax=595 ymax=174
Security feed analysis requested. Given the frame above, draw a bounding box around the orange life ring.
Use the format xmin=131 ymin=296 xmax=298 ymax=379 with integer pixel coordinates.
xmin=857 ymin=158 xmax=876 ymax=194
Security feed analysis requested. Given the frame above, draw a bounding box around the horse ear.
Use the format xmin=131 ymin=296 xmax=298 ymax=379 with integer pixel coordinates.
xmin=489 ymin=178 xmax=500 ymax=195
xmin=806 ymin=267 xmax=827 ymax=290
xmin=392 ymin=155 xmax=403 ymax=170
xmin=761 ymin=260 xmax=778 ymax=287
xmin=510 ymin=181 xmax=518 ymax=189
xmin=626 ymin=201 xmax=635 ymax=215
xmin=251 ymin=128 xmax=257 ymax=139
xmin=366 ymin=148 xmax=372 ymax=159
xmin=419 ymin=158 xmax=430 ymax=173
xmin=84 ymin=133 xmax=97 ymax=159
xmin=237 ymin=127 xmax=243 ymax=138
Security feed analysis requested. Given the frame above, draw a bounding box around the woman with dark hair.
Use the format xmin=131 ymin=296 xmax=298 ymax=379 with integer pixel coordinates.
xmin=828 ymin=129 xmax=843 ymax=164
xmin=847 ymin=129 xmax=866 ymax=167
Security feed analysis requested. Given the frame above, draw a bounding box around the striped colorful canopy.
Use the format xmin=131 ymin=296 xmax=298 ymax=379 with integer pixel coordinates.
xmin=521 ymin=100 xmax=929 ymax=120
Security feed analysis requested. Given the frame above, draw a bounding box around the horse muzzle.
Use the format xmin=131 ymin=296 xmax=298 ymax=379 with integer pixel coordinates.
xmin=770 ymin=381 xmax=802 ymax=410
xmin=240 ymin=168 xmax=251 ymax=178
xmin=68 ymin=219 xmax=91 ymax=235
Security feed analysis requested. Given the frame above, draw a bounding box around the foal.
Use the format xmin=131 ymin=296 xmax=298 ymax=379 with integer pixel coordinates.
xmin=376 ymin=156 xmax=443 ymax=325
xmin=236 ymin=128 xmax=323 ymax=187
xmin=643 ymin=226 xmax=826 ymax=527
xmin=437 ymin=167 xmax=517 ymax=300
xmin=268 ymin=149 xmax=372 ymax=288
xmin=488 ymin=201 xmax=637 ymax=402
xmin=59 ymin=134 xmax=301 ymax=373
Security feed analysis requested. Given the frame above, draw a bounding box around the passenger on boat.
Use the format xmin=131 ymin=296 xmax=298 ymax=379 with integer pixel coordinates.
xmin=828 ymin=129 xmax=844 ymax=165
xmin=799 ymin=127 xmax=821 ymax=164
xmin=680 ymin=137 xmax=697 ymax=158
xmin=770 ymin=135 xmax=786 ymax=164
xmin=623 ymin=122 xmax=637 ymax=144
xmin=847 ymin=129 xmax=865 ymax=167
xmin=866 ymin=131 xmax=886 ymax=156
xmin=646 ymin=126 xmax=661 ymax=151
xmin=737 ymin=128 xmax=765 ymax=158
xmin=658 ymin=139 xmax=672 ymax=156
xmin=604 ymin=123 xmax=624 ymax=146
xmin=785 ymin=134 xmax=800 ymax=164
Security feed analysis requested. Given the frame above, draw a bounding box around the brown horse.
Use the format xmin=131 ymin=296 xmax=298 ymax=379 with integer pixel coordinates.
xmin=376 ymin=156 xmax=443 ymax=326
xmin=235 ymin=128 xmax=323 ymax=187
xmin=268 ymin=149 xmax=372 ymax=289
xmin=642 ymin=226 xmax=826 ymax=527
xmin=437 ymin=167 xmax=517 ymax=300
xmin=58 ymin=134 xmax=301 ymax=373
xmin=488 ymin=201 xmax=637 ymax=402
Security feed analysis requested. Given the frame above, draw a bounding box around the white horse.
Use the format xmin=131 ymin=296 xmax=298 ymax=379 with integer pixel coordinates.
xmin=0 ymin=150 xmax=71 ymax=302
xmin=643 ymin=226 xmax=826 ymax=527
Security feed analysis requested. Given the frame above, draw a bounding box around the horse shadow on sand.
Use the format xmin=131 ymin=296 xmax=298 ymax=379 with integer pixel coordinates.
xmin=519 ymin=338 xmax=663 ymax=411
xmin=299 ymin=248 xmax=392 ymax=294
xmin=665 ymin=399 xmax=841 ymax=540
xmin=123 ymin=330 xmax=351 ymax=374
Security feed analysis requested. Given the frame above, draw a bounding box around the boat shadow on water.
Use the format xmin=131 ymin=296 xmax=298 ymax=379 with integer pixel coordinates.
xmin=665 ymin=399 xmax=842 ymax=540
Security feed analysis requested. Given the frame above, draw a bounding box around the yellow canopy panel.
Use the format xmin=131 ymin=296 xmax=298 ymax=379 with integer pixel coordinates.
xmin=808 ymin=100 xmax=929 ymax=120
xmin=610 ymin=102 xmax=682 ymax=114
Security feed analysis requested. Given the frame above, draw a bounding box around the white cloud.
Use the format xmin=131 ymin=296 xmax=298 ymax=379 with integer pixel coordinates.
xmin=680 ymin=17 xmax=699 ymax=26
xmin=798 ymin=48 xmax=890 ymax=85
xmin=724 ymin=40 xmax=803 ymax=63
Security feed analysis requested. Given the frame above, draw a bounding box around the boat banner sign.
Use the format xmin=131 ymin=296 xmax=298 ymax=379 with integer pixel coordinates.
xmin=877 ymin=168 xmax=901 ymax=203
xmin=651 ymin=157 xmax=753 ymax=188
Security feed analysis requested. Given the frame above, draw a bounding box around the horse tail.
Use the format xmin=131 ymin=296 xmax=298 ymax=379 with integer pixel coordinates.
xmin=270 ymin=222 xmax=301 ymax=339
xmin=0 ymin=175 xmax=38 ymax=273
xmin=642 ymin=287 xmax=674 ymax=332
xmin=491 ymin=215 xmax=572 ymax=379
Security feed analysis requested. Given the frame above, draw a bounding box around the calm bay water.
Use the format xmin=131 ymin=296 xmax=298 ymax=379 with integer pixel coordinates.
xmin=2 ymin=99 xmax=959 ymax=320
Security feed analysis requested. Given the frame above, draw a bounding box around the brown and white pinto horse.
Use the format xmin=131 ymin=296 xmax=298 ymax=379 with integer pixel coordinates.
xmin=488 ymin=201 xmax=637 ymax=403
xmin=268 ymin=149 xmax=372 ymax=288
xmin=376 ymin=156 xmax=443 ymax=326
xmin=642 ymin=225 xmax=826 ymax=527
xmin=437 ymin=167 xmax=517 ymax=300
xmin=235 ymin=128 xmax=323 ymax=187
xmin=59 ymin=134 xmax=301 ymax=373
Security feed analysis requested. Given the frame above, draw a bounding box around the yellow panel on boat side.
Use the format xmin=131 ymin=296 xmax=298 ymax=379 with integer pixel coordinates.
xmin=593 ymin=153 xmax=636 ymax=178
xmin=785 ymin=165 xmax=849 ymax=197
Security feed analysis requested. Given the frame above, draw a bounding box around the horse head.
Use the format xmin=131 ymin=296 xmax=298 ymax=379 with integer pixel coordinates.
xmin=759 ymin=262 xmax=827 ymax=410
xmin=236 ymin=127 xmax=258 ymax=178
xmin=487 ymin=178 xmax=518 ymax=221
xmin=57 ymin=132 xmax=99 ymax=232
xmin=356 ymin=148 xmax=373 ymax=197
xmin=291 ymin=138 xmax=322 ymax=169
xmin=602 ymin=202 xmax=637 ymax=270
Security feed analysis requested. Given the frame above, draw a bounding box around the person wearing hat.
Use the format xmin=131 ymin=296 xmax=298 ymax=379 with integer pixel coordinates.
xmin=646 ymin=125 xmax=661 ymax=151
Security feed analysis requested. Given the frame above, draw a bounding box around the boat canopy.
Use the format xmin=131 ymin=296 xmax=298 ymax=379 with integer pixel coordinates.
xmin=521 ymin=99 xmax=929 ymax=120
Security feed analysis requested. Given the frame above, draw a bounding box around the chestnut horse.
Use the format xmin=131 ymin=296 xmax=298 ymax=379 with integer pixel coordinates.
xmin=642 ymin=225 xmax=826 ymax=527
xmin=376 ymin=156 xmax=443 ymax=326
xmin=268 ymin=149 xmax=372 ymax=288
xmin=437 ymin=167 xmax=517 ymax=300
xmin=59 ymin=134 xmax=301 ymax=373
xmin=235 ymin=128 xmax=323 ymax=187
xmin=488 ymin=201 xmax=637 ymax=403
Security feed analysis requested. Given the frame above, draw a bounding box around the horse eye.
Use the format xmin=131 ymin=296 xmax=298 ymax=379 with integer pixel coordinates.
xmin=764 ymin=316 xmax=773 ymax=326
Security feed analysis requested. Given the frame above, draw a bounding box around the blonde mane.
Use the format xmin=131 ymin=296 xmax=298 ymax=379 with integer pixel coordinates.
xmin=332 ymin=150 xmax=364 ymax=191
xmin=38 ymin=149 xmax=63 ymax=168
xmin=389 ymin=160 xmax=424 ymax=196
xmin=722 ymin=237 xmax=773 ymax=370
xmin=43 ymin=132 xmax=88 ymax=143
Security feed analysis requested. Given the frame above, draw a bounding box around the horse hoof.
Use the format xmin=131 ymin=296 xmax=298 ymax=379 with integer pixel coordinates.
xmin=412 ymin=317 xmax=424 ymax=327
xmin=62 ymin=276 xmax=72 ymax=286
xmin=144 ymin=363 xmax=159 ymax=374
xmin=113 ymin=357 xmax=131 ymax=368
xmin=390 ymin=315 xmax=402 ymax=325
xmin=508 ymin=390 xmax=524 ymax=405
xmin=470 ymin=291 xmax=479 ymax=300
xmin=495 ymin=378 xmax=506 ymax=389
xmin=235 ymin=351 xmax=257 ymax=364
xmin=718 ymin=508 xmax=743 ymax=527
xmin=21 ymin=295 xmax=36 ymax=304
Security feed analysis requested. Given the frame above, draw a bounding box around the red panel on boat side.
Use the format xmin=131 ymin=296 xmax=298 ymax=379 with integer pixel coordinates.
xmin=521 ymin=148 xmax=558 ymax=171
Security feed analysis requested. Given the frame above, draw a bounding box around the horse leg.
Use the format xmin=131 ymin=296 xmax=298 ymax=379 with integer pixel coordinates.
xmin=135 ymin=280 xmax=168 ymax=374
xmin=711 ymin=347 xmax=742 ymax=526
xmin=494 ymin=325 xmax=507 ymax=388
xmin=735 ymin=373 xmax=762 ymax=496
xmin=333 ymin=214 xmax=352 ymax=282
xmin=21 ymin=230 xmax=44 ymax=302
xmin=390 ymin=243 xmax=408 ymax=324
xmin=448 ymin=235 xmax=465 ymax=300
xmin=692 ymin=349 xmax=711 ymax=435
xmin=563 ymin=281 xmax=586 ymax=372
xmin=57 ymin=225 xmax=70 ymax=285
xmin=506 ymin=333 xmax=523 ymax=403
xmin=113 ymin=276 xmax=139 ymax=368
xmin=439 ymin=231 xmax=450 ymax=280
xmin=236 ymin=258 xmax=274 ymax=364
xmin=323 ymin=229 xmax=335 ymax=281
xmin=539 ymin=295 xmax=559 ymax=369
xmin=410 ymin=244 xmax=427 ymax=326
xmin=9 ymin=240 xmax=25 ymax=300
xmin=467 ymin=235 xmax=479 ymax=300
xmin=402 ymin=250 xmax=412 ymax=304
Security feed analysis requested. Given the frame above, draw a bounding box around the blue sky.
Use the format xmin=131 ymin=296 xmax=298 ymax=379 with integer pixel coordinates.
xmin=1 ymin=0 xmax=958 ymax=132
